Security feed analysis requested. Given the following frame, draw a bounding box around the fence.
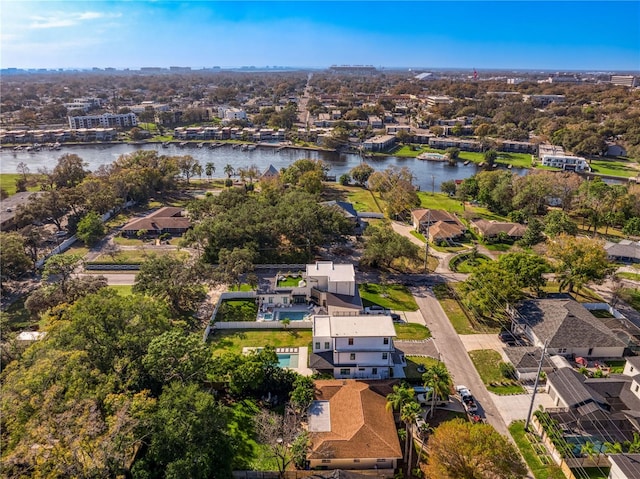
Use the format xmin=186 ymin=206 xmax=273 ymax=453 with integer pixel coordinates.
xmin=232 ymin=470 xmax=394 ymax=479
xmin=213 ymin=320 xmax=312 ymax=330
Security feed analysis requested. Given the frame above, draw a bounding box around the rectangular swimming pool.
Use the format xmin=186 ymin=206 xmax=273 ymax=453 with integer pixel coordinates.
xmin=277 ymin=353 xmax=299 ymax=368
xmin=276 ymin=311 xmax=309 ymax=321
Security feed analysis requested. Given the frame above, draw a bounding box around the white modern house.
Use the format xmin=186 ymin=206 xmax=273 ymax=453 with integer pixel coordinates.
xmin=540 ymin=154 xmax=591 ymax=172
xmin=310 ymin=314 xmax=404 ymax=379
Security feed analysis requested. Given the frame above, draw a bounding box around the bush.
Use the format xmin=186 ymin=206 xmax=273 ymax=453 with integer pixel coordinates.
xmin=499 ymin=362 xmax=516 ymax=379
xmin=225 ymin=178 xmax=233 ymax=187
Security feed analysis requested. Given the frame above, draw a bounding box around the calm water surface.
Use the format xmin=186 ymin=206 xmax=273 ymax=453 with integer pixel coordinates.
xmin=0 ymin=143 xmax=529 ymax=192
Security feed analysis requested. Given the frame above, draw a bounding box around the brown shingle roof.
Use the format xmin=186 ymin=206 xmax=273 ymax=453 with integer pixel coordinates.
xmin=412 ymin=208 xmax=463 ymax=227
xmin=309 ymin=380 xmax=402 ymax=461
xmin=471 ymin=219 xmax=526 ymax=238
xmin=429 ymin=221 xmax=465 ymax=241
xmin=122 ymin=207 xmax=191 ymax=233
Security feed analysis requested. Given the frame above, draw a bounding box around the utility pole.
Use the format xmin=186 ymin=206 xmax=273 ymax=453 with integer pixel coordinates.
xmin=431 ymin=174 xmax=436 ymax=195
xmin=525 ymin=339 xmax=548 ymax=431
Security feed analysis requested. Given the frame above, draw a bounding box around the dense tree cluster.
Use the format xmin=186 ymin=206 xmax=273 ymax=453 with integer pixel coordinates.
xmin=184 ymin=179 xmax=353 ymax=264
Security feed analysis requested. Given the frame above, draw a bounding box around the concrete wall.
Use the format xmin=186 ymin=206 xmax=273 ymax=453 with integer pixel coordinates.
xmin=307 ymin=457 xmax=397 ymax=470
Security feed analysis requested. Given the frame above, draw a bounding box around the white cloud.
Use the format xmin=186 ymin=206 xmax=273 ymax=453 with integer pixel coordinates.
xmin=29 ymin=11 xmax=121 ymax=29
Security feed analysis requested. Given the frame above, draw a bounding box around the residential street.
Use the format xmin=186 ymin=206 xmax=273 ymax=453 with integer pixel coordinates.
xmin=410 ymin=285 xmax=510 ymax=438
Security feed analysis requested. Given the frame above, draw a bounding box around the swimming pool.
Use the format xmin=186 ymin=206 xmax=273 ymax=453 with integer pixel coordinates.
xmin=276 ymin=311 xmax=309 ymax=321
xmin=277 ymin=353 xmax=300 ymax=368
xmin=263 ymin=313 xmax=273 ymax=321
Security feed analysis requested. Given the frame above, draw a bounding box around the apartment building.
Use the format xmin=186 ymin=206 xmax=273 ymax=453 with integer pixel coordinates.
xmin=68 ymin=113 xmax=137 ymax=129
xmin=541 ymin=154 xmax=590 ymax=172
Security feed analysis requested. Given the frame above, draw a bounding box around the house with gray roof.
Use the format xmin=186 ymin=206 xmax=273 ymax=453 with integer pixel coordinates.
xmin=503 ymin=347 xmax=555 ymax=381
xmin=513 ymin=298 xmax=626 ymax=358
xmin=605 ymin=240 xmax=640 ymax=264
xmin=470 ymin=218 xmax=526 ymax=241
xmin=608 ymin=454 xmax=640 ymax=479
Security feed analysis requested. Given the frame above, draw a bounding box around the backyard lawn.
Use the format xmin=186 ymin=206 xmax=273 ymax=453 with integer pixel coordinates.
xmin=394 ymin=323 xmax=431 ymax=340
xmin=276 ymin=275 xmax=304 ymax=287
xmin=215 ymin=299 xmax=258 ymax=322
xmin=449 ymin=253 xmax=491 ymax=273
xmin=0 ymin=173 xmax=39 ymax=196
xmin=326 ymin=184 xmax=384 ymax=213
xmin=109 ymin=285 xmax=133 ymax=296
xmin=359 ymin=283 xmax=419 ymax=311
xmin=588 ymin=157 xmax=639 ymax=178
xmin=621 ymin=288 xmax=640 ymax=312
xmin=209 ymin=329 xmax=312 ymax=356
xmin=468 ymin=349 xmax=524 ymax=395
xmin=509 ymin=421 xmax=566 ymax=479
xmin=416 ymin=192 xmax=464 ymax=213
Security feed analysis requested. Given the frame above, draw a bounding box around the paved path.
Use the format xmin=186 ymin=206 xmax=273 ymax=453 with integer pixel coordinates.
xmin=410 ymin=285 xmax=510 ymax=437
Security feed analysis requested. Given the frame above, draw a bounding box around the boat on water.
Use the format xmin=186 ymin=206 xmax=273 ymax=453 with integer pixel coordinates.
xmin=247 ymin=144 xmax=257 ymax=151
xmin=507 ymin=164 xmax=512 ymax=169
xmin=463 ymin=160 xmax=470 ymax=165
xmin=478 ymin=162 xmax=485 ymax=167
xmin=162 ymin=142 xmax=170 ymax=148
xmin=241 ymin=144 xmax=248 ymax=151
xmin=197 ymin=142 xmax=205 ymax=148
xmin=178 ymin=142 xmax=188 ymax=147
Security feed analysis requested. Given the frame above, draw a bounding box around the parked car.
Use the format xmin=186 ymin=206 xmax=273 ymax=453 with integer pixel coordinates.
xmin=54 ymin=230 xmax=68 ymax=238
xmin=390 ymin=312 xmax=403 ymax=322
xmin=455 ymin=385 xmax=478 ymax=413
xmin=364 ymin=305 xmax=391 ymax=315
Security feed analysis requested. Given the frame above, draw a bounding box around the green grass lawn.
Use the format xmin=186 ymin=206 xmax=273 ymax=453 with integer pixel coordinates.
xmin=468 ymin=349 xmax=525 ymax=395
xmin=90 ymin=249 xmax=189 ymax=264
xmin=359 ymin=283 xmax=419 ymax=311
xmin=394 ymin=323 xmax=431 ymax=340
xmin=617 ymin=271 xmax=640 ymax=281
xmin=60 ymin=244 xmax=89 ymax=258
xmin=540 ymin=282 xmax=604 ymax=302
xmin=433 ymin=284 xmax=479 ymax=335
xmin=108 ymin=285 xmax=133 ymax=296
xmin=324 ymin=184 xmax=384 ymax=213
xmin=209 ymin=329 xmax=312 ymax=356
xmin=0 ymin=173 xmax=39 ymax=196
xmin=588 ymin=157 xmax=639 ymax=178
xmin=509 ymin=421 xmax=566 ymax=479
xmin=410 ymin=230 xmax=426 ymax=243
xmin=605 ymin=360 xmax=626 ymax=374
xmin=228 ymin=284 xmax=255 ymax=292
xmin=449 ymin=253 xmax=491 ymax=273
xmin=404 ymin=356 xmax=443 ymax=382
xmin=416 ymin=192 xmax=465 ymax=213
xmin=276 ymin=275 xmax=303 ymax=287
xmin=215 ymin=299 xmax=258 ymax=322
xmin=621 ymin=288 xmax=640 ymax=311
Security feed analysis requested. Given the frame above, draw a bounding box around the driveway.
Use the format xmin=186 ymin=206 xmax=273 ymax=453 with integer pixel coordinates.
xmin=490 ymin=390 xmax=556 ymax=426
xmin=459 ymin=334 xmax=510 ymax=361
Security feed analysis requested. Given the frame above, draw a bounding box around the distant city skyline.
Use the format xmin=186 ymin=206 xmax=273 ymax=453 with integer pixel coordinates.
xmin=1 ymin=1 xmax=639 ymax=71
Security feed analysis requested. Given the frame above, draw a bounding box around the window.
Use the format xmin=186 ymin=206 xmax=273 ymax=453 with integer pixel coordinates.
xmin=340 ymin=368 xmax=350 ymax=376
xmin=383 ymin=338 xmax=389 ymax=345
xmin=558 ymin=348 xmax=567 ymax=354
xmin=382 ymin=353 xmax=388 ymax=360
xmin=268 ymin=297 xmax=273 ymax=304
xmin=350 ymin=353 xmax=356 ymax=361
xmin=324 ymin=342 xmax=330 ymax=349
xmin=348 ymin=338 xmax=354 ymax=345
xmin=632 ymin=367 xmax=635 ymax=373
xmin=372 ymin=368 xmax=378 ymax=375
xmin=283 ymin=297 xmax=288 ymax=304
xmin=315 ymin=342 xmax=320 ymax=350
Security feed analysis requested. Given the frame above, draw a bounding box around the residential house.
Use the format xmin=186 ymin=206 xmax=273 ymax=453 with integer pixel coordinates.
xmin=257 ymin=262 xmax=362 ymax=316
xmin=321 ymin=201 xmax=359 ymax=226
xmin=605 ymin=240 xmax=640 ymax=264
xmin=608 ymin=454 xmax=640 ymax=479
xmin=307 ymin=380 xmax=402 ymax=470
xmin=121 ymin=207 xmax=191 ymax=237
xmin=470 ymin=219 xmax=526 ymax=241
xmin=310 ymin=314 xmax=403 ymax=380
xmin=541 ymin=154 xmax=590 ymax=172
xmin=511 ymin=298 xmax=626 ymax=358
xmin=261 ymin=164 xmax=280 ymax=181
xmin=411 ymin=208 xmax=466 ymax=243
xmin=503 ymin=347 xmax=555 ymax=381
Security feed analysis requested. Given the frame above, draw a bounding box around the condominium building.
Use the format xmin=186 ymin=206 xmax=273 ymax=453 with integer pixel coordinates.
xmin=541 ymin=154 xmax=590 ymax=172
xmin=68 ymin=113 xmax=137 ymax=129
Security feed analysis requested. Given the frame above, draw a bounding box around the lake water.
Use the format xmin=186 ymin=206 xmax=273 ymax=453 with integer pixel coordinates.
xmin=0 ymin=143 xmax=529 ymax=192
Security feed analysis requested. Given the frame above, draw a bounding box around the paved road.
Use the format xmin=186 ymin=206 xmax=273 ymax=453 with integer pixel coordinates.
xmin=76 ymin=272 xmax=137 ymax=285
xmin=410 ymin=285 xmax=510 ymax=438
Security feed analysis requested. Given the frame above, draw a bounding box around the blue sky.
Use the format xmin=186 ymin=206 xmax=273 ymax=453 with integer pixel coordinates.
xmin=1 ymin=1 xmax=639 ymax=70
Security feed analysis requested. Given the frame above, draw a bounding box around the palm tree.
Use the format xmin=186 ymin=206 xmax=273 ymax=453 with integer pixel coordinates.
xmin=581 ymin=441 xmax=598 ymax=460
xmin=205 ymin=162 xmax=215 ymax=182
xmin=386 ymin=384 xmax=414 ymax=416
xmin=401 ymin=402 xmax=421 ymax=476
xmin=422 ymin=363 xmax=452 ymax=418
xmin=628 ymin=432 xmax=640 ymax=453
xmin=224 ymin=163 xmax=234 ymax=179
xmin=604 ymin=441 xmax=624 ymax=454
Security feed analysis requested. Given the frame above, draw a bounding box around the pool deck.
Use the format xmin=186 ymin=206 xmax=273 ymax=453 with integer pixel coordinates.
xmin=241 ymin=346 xmax=312 ymax=376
